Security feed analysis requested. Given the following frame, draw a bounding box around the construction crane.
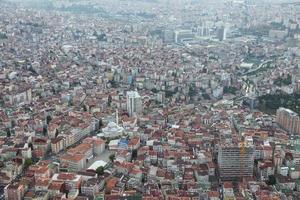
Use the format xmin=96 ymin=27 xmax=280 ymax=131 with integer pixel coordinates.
xmin=240 ymin=141 xmax=246 ymax=182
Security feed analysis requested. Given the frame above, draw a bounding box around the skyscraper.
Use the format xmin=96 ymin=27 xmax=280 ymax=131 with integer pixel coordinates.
xmin=217 ymin=26 xmax=227 ymax=41
xmin=126 ymin=91 xmax=142 ymax=117
xmin=218 ymin=141 xmax=254 ymax=180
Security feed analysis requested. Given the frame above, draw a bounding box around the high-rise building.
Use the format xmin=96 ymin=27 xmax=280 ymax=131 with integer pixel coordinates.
xmin=217 ymin=26 xmax=227 ymax=41
xmin=4 ymin=183 xmax=25 ymax=200
xmin=294 ymin=80 xmax=300 ymax=92
xmin=218 ymin=142 xmax=254 ymax=180
xmin=126 ymin=91 xmax=142 ymax=117
xmin=163 ymin=29 xmax=175 ymax=43
xmin=276 ymin=107 xmax=300 ymax=134
xmin=174 ymin=30 xmax=195 ymax=43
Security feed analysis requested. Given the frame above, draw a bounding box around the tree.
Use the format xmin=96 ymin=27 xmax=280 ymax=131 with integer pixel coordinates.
xmin=55 ymin=129 xmax=59 ymax=138
xmin=131 ymin=149 xmax=138 ymax=161
xmin=24 ymin=158 xmax=33 ymax=169
xmin=188 ymin=83 xmax=196 ymax=97
xmin=109 ymin=154 xmax=116 ymax=163
xmin=28 ymin=142 xmax=34 ymax=151
xmin=43 ymin=127 xmax=47 ymax=136
xmin=151 ymin=88 xmax=158 ymax=93
xmin=107 ymin=95 xmax=112 ymax=107
xmin=224 ymin=86 xmax=238 ymax=95
xmin=46 ymin=115 xmax=52 ymax=125
xmin=11 ymin=120 xmax=16 ymax=128
xmin=165 ymin=90 xmax=175 ymax=98
xmin=6 ymin=128 xmax=11 ymax=137
xmin=83 ymin=104 xmax=88 ymax=112
xmin=266 ymin=175 xmax=276 ymax=185
xmin=96 ymin=166 xmax=104 ymax=176
xmin=141 ymin=173 xmax=146 ymax=183
xmin=99 ymin=118 xmax=103 ymax=129
xmin=61 ymin=183 xmax=69 ymax=198
xmin=109 ymin=79 xmax=117 ymax=88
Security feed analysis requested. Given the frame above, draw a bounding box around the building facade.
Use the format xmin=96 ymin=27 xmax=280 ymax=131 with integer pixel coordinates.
xmin=126 ymin=91 xmax=142 ymax=117
xmin=276 ymin=107 xmax=300 ymax=134
xmin=218 ymin=143 xmax=254 ymax=180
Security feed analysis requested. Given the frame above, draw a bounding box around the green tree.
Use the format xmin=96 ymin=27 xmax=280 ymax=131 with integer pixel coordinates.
xmin=24 ymin=158 xmax=33 ymax=169
xmin=266 ymin=175 xmax=276 ymax=185
xmin=83 ymin=104 xmax=88 ymax=112
xmin=107 ymin=95 xmax=112 ymax=107
xmin=109 ymin=154 xmax=116 ymax=163
xmin=6 ymin=128 xmax=11 ymax=137
xmin=131 ymin=149 xmax=138 ymax=161
xmin=11 ymin=120 xmax=16 ymax=128
xmin=99 ymin=119 xmax=103 ymax=129
xmin=55 ymin=129 xmax=59 ymax=138
xmin=151 ymin=88 xmax=158 ymax=93
xmin=28 ymin=142 xmax=34 ymax=150
xmin=96 ymin=166 xmax=104 ymax=176
xmin=46 ymin=115 xmax=52 ymax=125
xmin=43 ymin=127 xmax=47 ymax=136
xmin=188 ymin=83 xmax=196 ymax=97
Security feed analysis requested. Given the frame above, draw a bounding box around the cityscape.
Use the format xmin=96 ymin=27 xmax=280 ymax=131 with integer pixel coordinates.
xmin=1 ymin=0 xmax=300 ymax=199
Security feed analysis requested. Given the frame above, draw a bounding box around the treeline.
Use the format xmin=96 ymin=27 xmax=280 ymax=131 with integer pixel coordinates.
xmin=258 ymin=92 xmax=300 ymax=115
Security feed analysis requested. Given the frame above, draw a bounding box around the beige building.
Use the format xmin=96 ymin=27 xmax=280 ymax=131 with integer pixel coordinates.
xmin=276 ymin=107 xmax=300 ymax=134
xmin=51 ymin=136 xmax=65 ymax=154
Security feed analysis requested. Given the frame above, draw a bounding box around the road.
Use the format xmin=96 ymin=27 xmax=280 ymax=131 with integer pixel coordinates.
xmin=243 ymin=60 xmax=272 ymax=76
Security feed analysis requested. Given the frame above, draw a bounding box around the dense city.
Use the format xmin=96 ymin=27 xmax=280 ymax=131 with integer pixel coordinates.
xmin=1 ymin=0 xmax=300 ymax=199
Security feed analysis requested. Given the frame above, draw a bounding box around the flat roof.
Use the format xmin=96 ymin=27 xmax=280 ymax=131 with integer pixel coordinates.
xmin=88 ymin=160 xmax=108 ymax=171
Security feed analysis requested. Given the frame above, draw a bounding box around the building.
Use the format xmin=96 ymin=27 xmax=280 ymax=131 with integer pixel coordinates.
xmin=222 ymin=182 xmax=235 ymax=200
xmin=4 ymin=86 xmax=32 ymax=106
xmin=269 ymin=29 xmax=288 ymax=40
xmin=163 ymin=29 xmax=175 ymax=43
xmin=82 ymin=137 xmax=105 ymax=155
xmin=217 ymin=26 xmax=227 ymax=41
xmin=51 ymin=173 xmax=82 ymax=190
xmin=81 ymin=178 xmax=100 ymax=197
xmin=101 ymin=122 xmax=124 ymax=138
xmin=174 ymin=30 xmax=195 ymax=43
xmin=218 ymin=142 xmax=254 ymax=180
xmin=4 ymin=183 xmax=25 ymax=200
xmin=51 ymin=136 xmax=65 ymax=154
xmin=276 ymin=107 xmax=300 ymax=134
xmin=126 ymin=91 xmax=142 ymax=117
xmin=60 ymin=154 xmax=86 ymax=171
xmin=88 ymin=160 xmax=108 ymax=171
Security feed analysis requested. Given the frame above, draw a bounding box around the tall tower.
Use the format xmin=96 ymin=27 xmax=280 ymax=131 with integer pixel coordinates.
xmin=126 ymin=91 xmax=142 ymax=117
xmin=218 ymin=142 xmax=254 ymax=180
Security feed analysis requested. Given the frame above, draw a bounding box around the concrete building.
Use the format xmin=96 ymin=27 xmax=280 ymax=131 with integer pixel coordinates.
xmin=217 ymin=26 xmax=227 ymax=41
xmin=101 ymin=121 xmax=124 ymax=138
xmin=4 ymin=183 xmax=25 ymax=200
xmin=81 ymin=178 xmax=100 ymax=197
xmin=82 ymin=137 xmax=105 ymax=156
xmin=163 ymin=29 xmax=175 ymax=43
xmin=218 ymin=142 xmax=254 ymax=180
xmin=51 ymin=136 xmax=65 ymax=154
xmin=174 ymin=30 xmax=195 ymax=43
xmin=60 ymin=154 xmax=86 ymax=171
xmin=126 ymin=91 xmax=142 ymax=117
xmin=276 ymin=107 xmax=300 ymax=134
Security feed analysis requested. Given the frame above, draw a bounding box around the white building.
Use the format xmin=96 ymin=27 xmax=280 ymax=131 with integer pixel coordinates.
xmin=101 ymin=122 xmax=124 ymax=138
xmin=126 ymin=91 xmax=142 ymax=117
